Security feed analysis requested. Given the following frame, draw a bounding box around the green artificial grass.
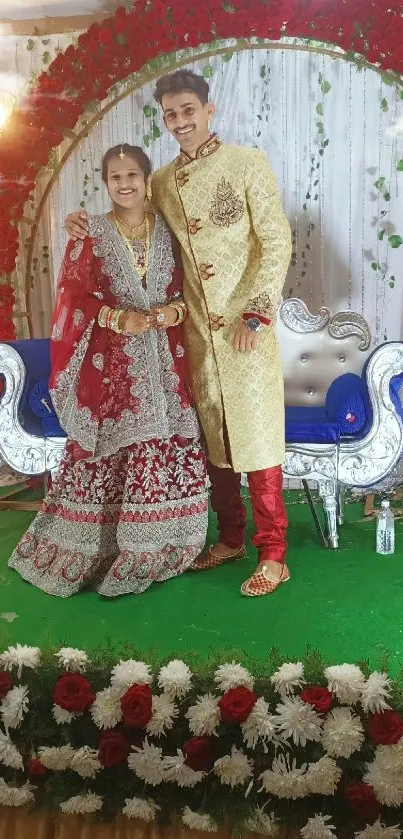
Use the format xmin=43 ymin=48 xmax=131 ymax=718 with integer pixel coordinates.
xmin=1 ymin=488 xmax=403 ymax=671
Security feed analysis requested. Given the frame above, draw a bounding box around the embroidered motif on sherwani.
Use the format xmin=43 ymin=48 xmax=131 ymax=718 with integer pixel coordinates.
xmin=152 ymin=139 xmax=292 ymax=473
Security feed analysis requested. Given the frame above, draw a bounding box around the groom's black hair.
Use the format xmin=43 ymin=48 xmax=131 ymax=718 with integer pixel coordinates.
xmin=154 ymin=70 xmax=209 ymax=106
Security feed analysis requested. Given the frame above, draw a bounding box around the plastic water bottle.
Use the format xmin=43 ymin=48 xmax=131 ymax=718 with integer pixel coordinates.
xmin=376 ymin=499 xmax=395 ymax=555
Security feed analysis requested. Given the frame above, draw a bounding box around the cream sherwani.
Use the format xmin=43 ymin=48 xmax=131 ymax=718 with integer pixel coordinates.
xmin=153 ymin=136 xmax=291 ymax=473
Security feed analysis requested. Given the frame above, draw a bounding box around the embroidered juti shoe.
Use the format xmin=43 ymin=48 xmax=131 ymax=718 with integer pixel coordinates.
xmin=240 ymin=563 xmax=290 ymax=597
xmin=190 ymin=543 xmax=246 ymax=571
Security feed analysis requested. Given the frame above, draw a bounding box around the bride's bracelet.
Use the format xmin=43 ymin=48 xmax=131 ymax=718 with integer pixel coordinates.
xmin=169 ymin=301 xmax=187 ymax=326
xmin=98 ymin=305 xmax=125 ymax=334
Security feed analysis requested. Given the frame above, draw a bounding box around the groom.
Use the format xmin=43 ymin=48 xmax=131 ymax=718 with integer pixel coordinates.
xmin=65 ymin=69 xmax=291 ymax=597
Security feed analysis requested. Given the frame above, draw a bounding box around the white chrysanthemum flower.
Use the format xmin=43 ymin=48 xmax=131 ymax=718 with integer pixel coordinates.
xmin=306 ymin=756 xmax=342 ymax=796
xmin=110 ymin=659 xmax=152 ymax=692
xmin=39 ymin=744 xmax=74 ymax=771
xmin=146 ymin=694 xmax=178 ymax=737
xmin=246 ymin=807 xmax=279 ymax=836
xmin=354 ymin=821 xmax=401 ymax=839
xmin=123 ymin=796 xmax=160 ymax=822
xmin=0 ymin=730 xmax=23 ymax=770
xmin=214 ymin=661 xmax=254 ymax=692
xmin=260 ymin=753 xmax=309 ymax=799
xmin=361 ymin=672 xmax=392 ymax=714
xmin=162 ymin=751 xmax=205 ymax=787
xmin=0 ymin=778 xmax=34 ymax=807
xmin=364 ymin=745 xmax=403 ymax=806
xmin=90 ymin=686 xmax=122 ymax=730
xmin=186 ymin=693 xmax=220 ymax=736
xmin=270 ymin=662 xmax=305 ymax=696
xmin=70 ymin=746 xmax=101 ymax=779
xmin=182 ymin=806 xmax=218 ymax=833
xmin=324 ymin=664 xmax=365 ymax=705
xmin=321 ymin=707 xmax=364 ymax=758
xmin=241 ymin=697 xmax=277 ymax=748
xmin=52 ymin=704 xmax=79 ymax=725
xmin=157 ymin=660 xmax=192 ymax=699
xmin=1 ymin=685 xmax=29 ymax=728
xmin=274 ymin=696 xmax=323 ymax=747
xmin=0 ymin=644 xmax=41 ymax=678
xmin=128 ymin=739 xmax=165 ymax=786
xmin=300 ymin=814 xmax=337 ymax=839
xmin=55 ymin=647 xmax=90 ymax=673
xmin=214 ymin=745 xmax=253 ymax=788
xmin=369 ymin=741 xmax=403 ymax=774
xmin=60 ymin=792 xmax=103 ymax=815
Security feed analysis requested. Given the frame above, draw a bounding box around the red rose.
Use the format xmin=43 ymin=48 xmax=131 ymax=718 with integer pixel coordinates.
xmin=300 ymin=686 xmax=333 ymax=713
xmin=368 ymin=710 xmax=403 ymax=744
xmin=219 ymin=686 xmax=257 ymax=723
xmin=99 ymin=730 xmax=130 ymax=767
xmin=183 ymin=737 xmax=214 ymax=772
xmin=346 ymin=782 xmax=382 ymax=821
xmin=26 ymin=758 xmax=47 ymax=778
xmin=120 ymin=684 xmax=152 ymax=727
xmin=0 ymin=672 xmax=12 ymax=699
xmin=53 ymin=673 xmax=95 ymax=713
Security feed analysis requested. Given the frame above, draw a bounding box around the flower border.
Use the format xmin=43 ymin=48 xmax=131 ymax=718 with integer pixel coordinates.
xmin=1 ymin=0 xmax=403 ymax=337
xmin=1 ymin=644 xmax=403 ymax=836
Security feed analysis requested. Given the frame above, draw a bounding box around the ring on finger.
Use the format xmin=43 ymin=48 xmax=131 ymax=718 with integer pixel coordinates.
xmin=156 ymin=309 xmax=165 ymax=326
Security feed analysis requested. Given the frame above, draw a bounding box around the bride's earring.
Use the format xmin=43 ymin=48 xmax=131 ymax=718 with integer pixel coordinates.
xmin=146 ymin=177 xmax=152 ymax=202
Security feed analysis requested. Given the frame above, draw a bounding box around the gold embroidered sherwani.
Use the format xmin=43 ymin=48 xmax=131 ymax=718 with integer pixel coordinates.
xmin=152 ymin=137 xmax=291 ymax=473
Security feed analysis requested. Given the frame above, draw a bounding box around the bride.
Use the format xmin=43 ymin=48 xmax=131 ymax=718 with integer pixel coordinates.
xmin=8 ymin=143 xmax=208 ymax=597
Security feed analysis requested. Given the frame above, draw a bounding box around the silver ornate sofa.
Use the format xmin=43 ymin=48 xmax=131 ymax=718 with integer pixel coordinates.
xmin=278 ymin=299 xmax=403 ymax=547
xmin=1 ymin=299 xmax=403 ymax=547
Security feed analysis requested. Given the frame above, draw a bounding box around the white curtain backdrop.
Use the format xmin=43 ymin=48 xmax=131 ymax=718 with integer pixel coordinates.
xmin=49 ymin=46 xmax=403 ymax=348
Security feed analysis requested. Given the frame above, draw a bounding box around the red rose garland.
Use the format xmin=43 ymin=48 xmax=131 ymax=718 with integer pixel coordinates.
xmin=368 ymin=709 xmax=403 ymax=744
xmin=183 ymin=736 xmax=214 ymax=772
xmin=120 ymin=683 xmax=153 ymax=727
xmin=1 ymin=0 xmax=403 ymax=339
xmin=300 ymin=686 xmax=333 ymax=713
xmin=99 ymin=730 xmax=130 ymax=767
xmin=0 ymin=671 xmax=13 ymax=699
xmin=219 ymin=686 xmax=257 ymax=723
xmin=53 ymin=673 xmax=95 ymax=713
xmin=345 ymin=781 xmax=382 ymax=822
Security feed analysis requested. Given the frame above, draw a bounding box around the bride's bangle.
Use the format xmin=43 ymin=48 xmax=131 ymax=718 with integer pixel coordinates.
xmin=169 ymin=302 xmax=187 ymax=325
xmin=98 ymin=305 xmax=111 ymax=328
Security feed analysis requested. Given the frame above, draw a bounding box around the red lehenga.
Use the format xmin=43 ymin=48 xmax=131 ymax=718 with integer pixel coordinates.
xmin=9 ymin=214 xmax=208 ymax=597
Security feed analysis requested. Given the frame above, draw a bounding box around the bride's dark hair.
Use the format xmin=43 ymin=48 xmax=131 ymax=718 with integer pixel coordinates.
xmin=101 ymin=144 xmax=152 ymax=182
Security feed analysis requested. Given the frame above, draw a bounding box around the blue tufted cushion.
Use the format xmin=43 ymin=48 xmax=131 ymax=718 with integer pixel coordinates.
xmin=28 ymin=379 xmax=65 ymax=438
xmin=285 ymin=406 xmax=341 ymax=443
xmin=3 ymin=339 xmax=66 ymax=439
xmin=325 ymin=373 xmax=370 ymax=436
xmin=389 ymin=373 xmax=403 ymax=422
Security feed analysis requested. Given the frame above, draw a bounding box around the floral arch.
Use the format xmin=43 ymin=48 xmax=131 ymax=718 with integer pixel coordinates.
xmin=1 ymin=0 xmax=403 ymax=338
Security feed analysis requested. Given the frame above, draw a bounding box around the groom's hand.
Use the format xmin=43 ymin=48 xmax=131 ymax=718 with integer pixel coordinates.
xmin=65 ymin=211 xmax=89 ymax=241
xmin=232 ymin=321 xmax=259 ymax=352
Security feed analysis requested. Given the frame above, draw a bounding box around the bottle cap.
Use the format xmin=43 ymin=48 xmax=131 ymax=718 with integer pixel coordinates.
xmin=381 ymin=499 xmax=390 ymax=508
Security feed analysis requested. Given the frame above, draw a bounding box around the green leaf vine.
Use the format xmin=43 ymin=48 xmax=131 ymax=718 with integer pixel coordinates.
xmin=142 ymin=104 xmax=161 ymax=148
xmin=289 ymin=74 xmax=331 ymax=290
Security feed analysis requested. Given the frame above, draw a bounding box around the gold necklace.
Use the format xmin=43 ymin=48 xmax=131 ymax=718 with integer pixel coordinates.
xmin=114 ymin=213 xmax=150 ymax=281
xmin=112 ymin=210 xmax=146 ymax=238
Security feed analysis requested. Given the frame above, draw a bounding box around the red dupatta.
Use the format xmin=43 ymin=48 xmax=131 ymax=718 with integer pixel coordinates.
xmin=49 ymin=236 xmax=119 ymax=454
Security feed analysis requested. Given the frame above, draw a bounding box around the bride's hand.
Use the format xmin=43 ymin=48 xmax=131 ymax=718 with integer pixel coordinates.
xmin=151 ymin=305 xmax=179 ymax=330
xmin=121 ymin=310 xmax=157 ymax=335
